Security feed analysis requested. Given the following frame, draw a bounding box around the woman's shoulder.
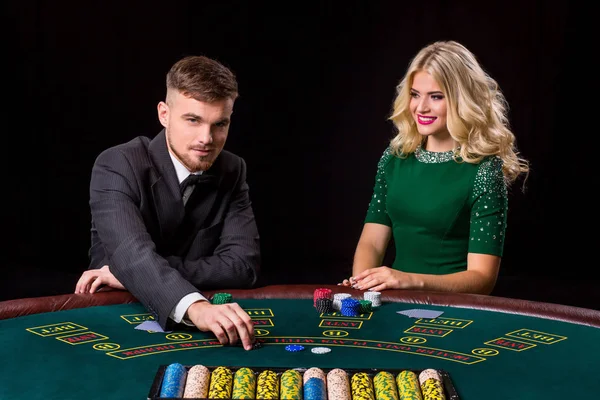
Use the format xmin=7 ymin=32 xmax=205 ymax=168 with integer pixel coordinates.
xmin=375 ymin=145 xmax=400 ymax=171
xmin=477 ymin=155 xmax=504 ymax=173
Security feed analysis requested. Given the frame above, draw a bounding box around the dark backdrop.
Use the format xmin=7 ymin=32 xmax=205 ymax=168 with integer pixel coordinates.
xmin=3 ymin=1 xmax=596 ymax=309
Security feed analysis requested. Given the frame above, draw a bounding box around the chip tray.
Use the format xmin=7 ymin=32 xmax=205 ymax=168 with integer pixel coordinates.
xmin=147 ymin=365 xmax=460 ymax=399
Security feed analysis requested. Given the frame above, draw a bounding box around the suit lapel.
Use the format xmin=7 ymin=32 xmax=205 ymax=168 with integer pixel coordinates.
xmin=148 ymin=130 xmax=185 ymax=239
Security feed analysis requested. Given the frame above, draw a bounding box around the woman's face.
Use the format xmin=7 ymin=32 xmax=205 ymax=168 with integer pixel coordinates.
xmin=410 ymin=71 xmax=449 ymax=142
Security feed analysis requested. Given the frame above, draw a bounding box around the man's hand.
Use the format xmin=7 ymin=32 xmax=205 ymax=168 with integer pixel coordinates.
xmin=186 ymin=301 xmax=255 ymax=351
xmin=75 ymin=265 xmax=126 ymax=294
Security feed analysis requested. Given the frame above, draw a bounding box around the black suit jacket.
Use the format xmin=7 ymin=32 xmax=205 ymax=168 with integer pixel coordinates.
xmin=88 ymin=129 xmax=260 ymax=328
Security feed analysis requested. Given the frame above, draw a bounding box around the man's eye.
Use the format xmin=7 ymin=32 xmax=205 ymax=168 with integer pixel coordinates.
xmin=188 ymin=118 xmax=198 ymax=123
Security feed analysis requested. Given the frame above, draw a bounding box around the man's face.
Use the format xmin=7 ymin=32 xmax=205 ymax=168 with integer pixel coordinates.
xmin=158 ymin=90 xmax=234 ymax=172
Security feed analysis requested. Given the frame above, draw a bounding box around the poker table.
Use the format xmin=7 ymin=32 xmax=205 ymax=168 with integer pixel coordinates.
xmin=1 ymin=284 xmax=599 ymax=399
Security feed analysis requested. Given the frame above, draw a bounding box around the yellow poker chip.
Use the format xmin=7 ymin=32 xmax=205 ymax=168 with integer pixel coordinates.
xmin=311 ymin=347 xmax=332 ymax=354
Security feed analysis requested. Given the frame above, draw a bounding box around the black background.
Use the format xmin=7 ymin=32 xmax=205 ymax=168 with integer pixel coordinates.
xmin=3 ymin=1 xmax=596 ymax=309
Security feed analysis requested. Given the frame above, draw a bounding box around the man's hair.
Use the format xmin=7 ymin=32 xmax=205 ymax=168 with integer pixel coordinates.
xmin=166 ymin=55 xmax=239 ymax=103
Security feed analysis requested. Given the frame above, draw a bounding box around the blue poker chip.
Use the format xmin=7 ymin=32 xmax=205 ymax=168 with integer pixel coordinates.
xmin=285 ymin=344 xmax=305 ymax=352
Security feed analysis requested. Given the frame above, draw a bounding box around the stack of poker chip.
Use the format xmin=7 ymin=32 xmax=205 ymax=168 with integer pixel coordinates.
xmin=332 ymin=293 xmax=352 ymax=311
xmin=303 ymin=367 xmax=327 ymax=400
xmin=419 ymin=368 xmax=446 ymax=399
xmin=159 ymin=363 xmax=187 ymax=398
xmin=232 ymin=367 xmax=256 ymax=399
xmin=396 ymin=370 xmax=422 ymax=399
xmin=256 ymin=369 xmax=280 ymax=399
xmin=157 ymin=364 xmax=448 ymax=399
xmin=211 ymin=292 xmax=233 ymax=304
xmin=327 ymin=368 xmax=351 ymax=399
xmin=208 ymin=366 xmax=233 ymax=398
xmin=351 ymin=371 xmax=375 ymax=399
xmin=358 ymin=299 xmax=372 ymax=313
xmin=183 ymin=365 xmax=210 ymax=398
xmin=313 ymin=288 xmax=333 ymax=306
xmin=280 ymin=369 xmax=303 ymax=399
xmin=340 ymin=298 xmax=360 ymax=316
xmin=315 ymin=297 xmax=333 ymax=313
xmin=364 ymin=291 xmax=382 ymax=308
xmin=373 ymin=371 xmax=399 ymax=399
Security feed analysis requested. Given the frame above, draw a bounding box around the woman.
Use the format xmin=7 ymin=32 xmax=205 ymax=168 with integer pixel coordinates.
xmin=342 ymin=40 xmax=529 ymax=295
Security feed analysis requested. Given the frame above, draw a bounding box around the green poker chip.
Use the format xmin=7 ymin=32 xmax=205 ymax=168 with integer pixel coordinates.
xmin=211 ymin=293 xmax=233 ymax=304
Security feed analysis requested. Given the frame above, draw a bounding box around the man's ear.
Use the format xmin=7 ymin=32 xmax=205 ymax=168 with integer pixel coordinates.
xmin=157 ymin=101 xmax=169 ymax=128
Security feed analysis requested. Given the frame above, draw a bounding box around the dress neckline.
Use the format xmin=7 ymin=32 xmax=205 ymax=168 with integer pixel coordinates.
xmin=414 ymin=145 xmax=457 ymax=163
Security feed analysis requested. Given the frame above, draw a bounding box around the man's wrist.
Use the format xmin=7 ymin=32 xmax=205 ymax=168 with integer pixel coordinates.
xmin=183 ymin=300 xmax=210 ymax=324
xmin=170 ymin=293 xmax=207 ymax=324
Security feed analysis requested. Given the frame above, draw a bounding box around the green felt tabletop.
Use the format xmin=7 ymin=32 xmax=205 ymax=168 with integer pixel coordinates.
xmin=1 ymin=299 xmax=598 ymax=399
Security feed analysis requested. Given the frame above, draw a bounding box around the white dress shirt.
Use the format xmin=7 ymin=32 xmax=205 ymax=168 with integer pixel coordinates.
xmin=167 ymin=151 xmax=208 ymax=325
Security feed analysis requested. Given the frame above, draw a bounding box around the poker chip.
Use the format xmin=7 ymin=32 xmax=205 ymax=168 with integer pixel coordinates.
xmin=208 ymin=366 xmax=233 ymax=399
xmin=256 ymin=370 xmax=279 ymax=399
xmin=234 ymin=340 xmax=262 ymax=350
xmin=285 ymin=344 xmax=305 ymax=352
xmin=315 ymin=298 xmax=333 ymax=313
xmin=304 ymin=377 xmax=327 ymax=399
xmin=159 ymin=363 xmax=186 ymax=397
xmin=311 ymin=347 xmax=332 ymax=354
xmin=359 ymin=300 xmax=372 ymax=313
xmin=232 ymin=367 xmax=256 ymax=399
xmin=351 ymin=372 xmax=375 ymax=399
xmin=211 ymin=292 xmax=233 ymax=304
xmin=340 ymin=298 xmax=360 ymax=316
xmin=334 ymin=293 xmax=352 ymax=301
xmin=333 ymin=293 xmax=352 ymax=311
xmin=363 ymin=291 xmax=382 ymax=307
xmin=280 ymin=370 xmax=303 ymax=399
xmin=313 ymin=288 xmax=333 ymax=306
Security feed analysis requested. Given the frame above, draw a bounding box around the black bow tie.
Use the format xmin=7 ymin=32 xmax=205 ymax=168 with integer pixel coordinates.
xmin=179 ymin=173 xmax=217 ymax=195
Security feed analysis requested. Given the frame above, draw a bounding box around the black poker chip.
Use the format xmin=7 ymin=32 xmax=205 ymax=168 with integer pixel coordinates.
xmin=251 ymin=341 xmax=262 ymax=350
xmin=315 ymin=298 xmax=333 ymax=313
xmin=233 ymin=341 xmax=262 ymax=350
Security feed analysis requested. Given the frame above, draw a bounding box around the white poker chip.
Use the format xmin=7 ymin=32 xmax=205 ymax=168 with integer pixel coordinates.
xmin=364 ymin=291 xmax=382 ymax=306
xmin=311 ymin=347 xmax=332 ymax=354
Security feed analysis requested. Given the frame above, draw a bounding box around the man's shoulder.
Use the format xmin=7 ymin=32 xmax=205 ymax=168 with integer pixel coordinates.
xmin=95 ymin=136 xmax=152 ymax=163
xmin=101 ymin=136 xmax=151 ymax=155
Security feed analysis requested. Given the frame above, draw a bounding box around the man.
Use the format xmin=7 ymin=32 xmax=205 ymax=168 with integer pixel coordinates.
xmin=75 ymin=55 xmax=260 ymax=351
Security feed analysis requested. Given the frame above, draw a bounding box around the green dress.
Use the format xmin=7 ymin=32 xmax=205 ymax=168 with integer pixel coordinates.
xmin=364 ymin=146 xmax=508 ymax=275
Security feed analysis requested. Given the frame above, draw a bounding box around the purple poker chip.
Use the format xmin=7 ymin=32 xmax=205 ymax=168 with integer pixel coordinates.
xmin=285 ymin=344 xmax=305 ymax=352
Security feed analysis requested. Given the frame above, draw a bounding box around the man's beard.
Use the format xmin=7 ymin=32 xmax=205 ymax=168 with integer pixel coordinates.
xmin=183 ymin=154 xmax=214 ymax=173
xmin=167 ymin=135 xmax=218 ymax=172
xmin=194 ymin=156 xmax=214 ymax=172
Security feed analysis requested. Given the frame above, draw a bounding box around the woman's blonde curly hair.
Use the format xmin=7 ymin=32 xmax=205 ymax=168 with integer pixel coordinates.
xmin=389 ymin=40 xmax=529 ymax=186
